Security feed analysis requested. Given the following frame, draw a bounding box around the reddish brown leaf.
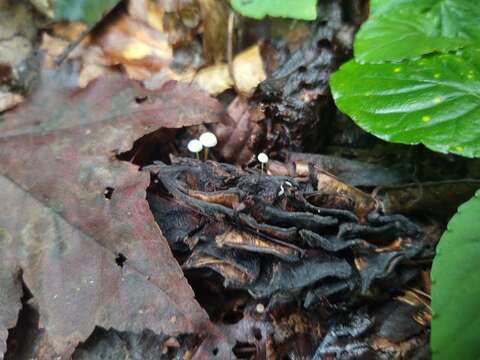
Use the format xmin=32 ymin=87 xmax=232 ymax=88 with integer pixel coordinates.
xmin=214 ymin=97 xmax=265 ymax=165
xmin=0 ymin=70 xmax=223 ymax=359
xmin=0 ymin=235 xmax=22 ymax=360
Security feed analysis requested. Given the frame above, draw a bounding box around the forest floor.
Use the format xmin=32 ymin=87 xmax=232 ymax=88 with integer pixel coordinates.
xmin=1 ymin=0 xmax=480 ymax=359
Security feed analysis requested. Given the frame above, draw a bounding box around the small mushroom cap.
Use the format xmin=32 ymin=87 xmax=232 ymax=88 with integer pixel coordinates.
xmin=199 ymin=132 xmax=218 ymax=148
xmin=257 ymin=152 xmax=269 ymax=164
xmin=187 ymin=139 xmax=203 ymax=153
xmin=255 ymin=303 xmax=265 ymax=313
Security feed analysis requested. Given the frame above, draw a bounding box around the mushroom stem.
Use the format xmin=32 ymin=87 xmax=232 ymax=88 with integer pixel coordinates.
xmin=257 ymin=152 xmax=269 ymax=175
xmin=187 ymin=139 xmax=203 ymax=160
xmin=199 ymin=132 xmax=217 ymax=161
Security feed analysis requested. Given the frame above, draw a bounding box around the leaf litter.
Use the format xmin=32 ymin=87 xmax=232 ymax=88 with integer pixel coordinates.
xmin=1 ymin=0 xmax=480 ymax=359
xmin=0 ymin=69 xmax=222 ymax=359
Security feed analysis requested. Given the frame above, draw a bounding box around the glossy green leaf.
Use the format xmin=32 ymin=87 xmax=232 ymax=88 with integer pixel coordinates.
xmin=330 ymin=49 xmax=480 ymax=157
xmin=431 ymin=190 xmax=480 ymax=360
xmin=357 ymin=0 xmax=480 ymax=63
xmin=229 ymin=0 xmax=317 ymax=20
xmin=54 ymin=0 xmax=120 ymax=25
xmin=370 ymin=0 xmax=431 ymax=15
xmin=355 ymin=9 xmax=466 ymax=63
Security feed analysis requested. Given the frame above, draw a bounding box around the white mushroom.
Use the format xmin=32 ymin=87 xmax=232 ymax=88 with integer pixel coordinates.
xmin=187 ymin=139 xmax=203 ymax=159
xmin=199 ymin=132 xmax=217 ymax=160
xmin=255 ymin=303 xmax=265 ymax=314
xmin=257 ymin=152 xmax=269 ymax=164
xmin=257 ymin=152 xmax=269 ymax=173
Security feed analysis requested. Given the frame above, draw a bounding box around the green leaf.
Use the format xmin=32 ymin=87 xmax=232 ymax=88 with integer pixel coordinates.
xmin=54 ymin=0 xmax=120 ymax=25
xmin=431 ymin=190 xmax=480 ymax=360
xmin=229 ymin=0 xmax=317 ymax=20
xmin=355 ymin=9 xmax=467 ymax=63
xmin=370 ymin=0 xmax=431 ymax=15
xmin=356 ymin=0 xmax=480 ymax=63
xmin=330 ymin=49 xmax=480 ymax=158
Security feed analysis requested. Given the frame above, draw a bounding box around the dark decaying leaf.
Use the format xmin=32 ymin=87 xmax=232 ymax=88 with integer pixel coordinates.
xmin=146 ymin=158 xmax=432 ymax=315
xmin=193 ymin=288 xmax=430 ymax=359
xmin=5 ymin=299 xmax=200 ymax=360
xmin=214 ymin=96 xmax=265 ymax=165
xmin=0 ymin=71 xmax=224 ymax=359
xmin=307 ymin=171 xmax=378 ymax=222
xmin=0 ymin=246 xmax=22 ymax=360
xmin=72 ymin=328 xmax=198 ymax=360
xmin=206 ymin=0 xmax=360 ymax=165
xmin=312 ymin=294 xmax=430 ymax=360
xmin=286 ymin=151 xmax=408 ymax=187
xmin=374 ymin=179 xmax=480 ymax=219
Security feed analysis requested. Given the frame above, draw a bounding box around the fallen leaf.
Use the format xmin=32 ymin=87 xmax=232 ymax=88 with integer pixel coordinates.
xmin=0 ymin=92 xmax=23 ymax=113
xmin=97 ymin=14 xmax=172 ymax=80
xmin=287 ymin=152 xmax=408 ymax=187
xmin=307 ymin=171 xmax=378 ymax=222
xmin=0 ymin=1 xmax=40 ymax=111
xmin=0 ymin=1 xmax=37 ymax=67
xmin=40 ymin=0 xmax=198 ymax=87
xmin=214 ymin=96 xmax=264 ymax=164
xmin=193 ymin=45 xmax=266 ymax=96
xmin=148 ymin=158 xmax=429 ymax=312
xmin=0 ymin=71 xmax=224 ymax=359
xmin=374 ymin=179 xmax=480 ymax=219
xmin=0 ymin=230 xmax=22 ymax=360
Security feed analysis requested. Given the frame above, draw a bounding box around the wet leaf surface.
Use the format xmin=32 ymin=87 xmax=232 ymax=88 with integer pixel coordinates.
xmin=374 ymin=179 xmax=480 ymax=219
xmin=0 ymin=70 xmax=224 ymax=359
xmin=54 ymin=0 xmax=121 ymax=25
xmin=431 ymin=191 xmax=480 ymax=360
xmin=230 ymin=0 xmax=317 ymax=20
xmin=331 ymin=48 xmax=480 ymax=157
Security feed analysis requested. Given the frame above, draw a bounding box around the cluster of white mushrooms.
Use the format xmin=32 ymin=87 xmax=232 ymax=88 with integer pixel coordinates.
xmin=188 ymin=132 xmax=269 ymax=172
xmin=187 ymin=132 xmax=218 ymax=160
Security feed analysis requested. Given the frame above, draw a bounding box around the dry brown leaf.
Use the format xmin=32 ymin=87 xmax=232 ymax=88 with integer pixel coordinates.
xmin=40 ymin=0 xmax=175 ymax=86
xmin=0 ymin=91 xmax=23 ymax=113
xmin=0 ymin=1 xmax=40 ymax=111
xmin=98 ymin=14 xmax=172 ymax=80
xmin=307 ymin=171 xmax=378 ymax=222
xmin=214 ymin=96 xmax=265 ymax=164
xmin=193 ymin=45 xmax=266 ymax=95
xmin=0 ymin=71 xmax=224 ymax=359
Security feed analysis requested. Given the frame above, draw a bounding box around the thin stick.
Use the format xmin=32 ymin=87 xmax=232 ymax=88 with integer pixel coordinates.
xmin=55 ymin=25 xmax=94 ymax=66
xmin=227 ymin=11 xmax=240 ymax=94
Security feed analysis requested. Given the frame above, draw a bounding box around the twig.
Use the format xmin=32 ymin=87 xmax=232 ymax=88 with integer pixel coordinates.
xmin=55 ymin=25 xmax=94 ymax=66
xmin=227 ymin=11 xmax=240 ymax=94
